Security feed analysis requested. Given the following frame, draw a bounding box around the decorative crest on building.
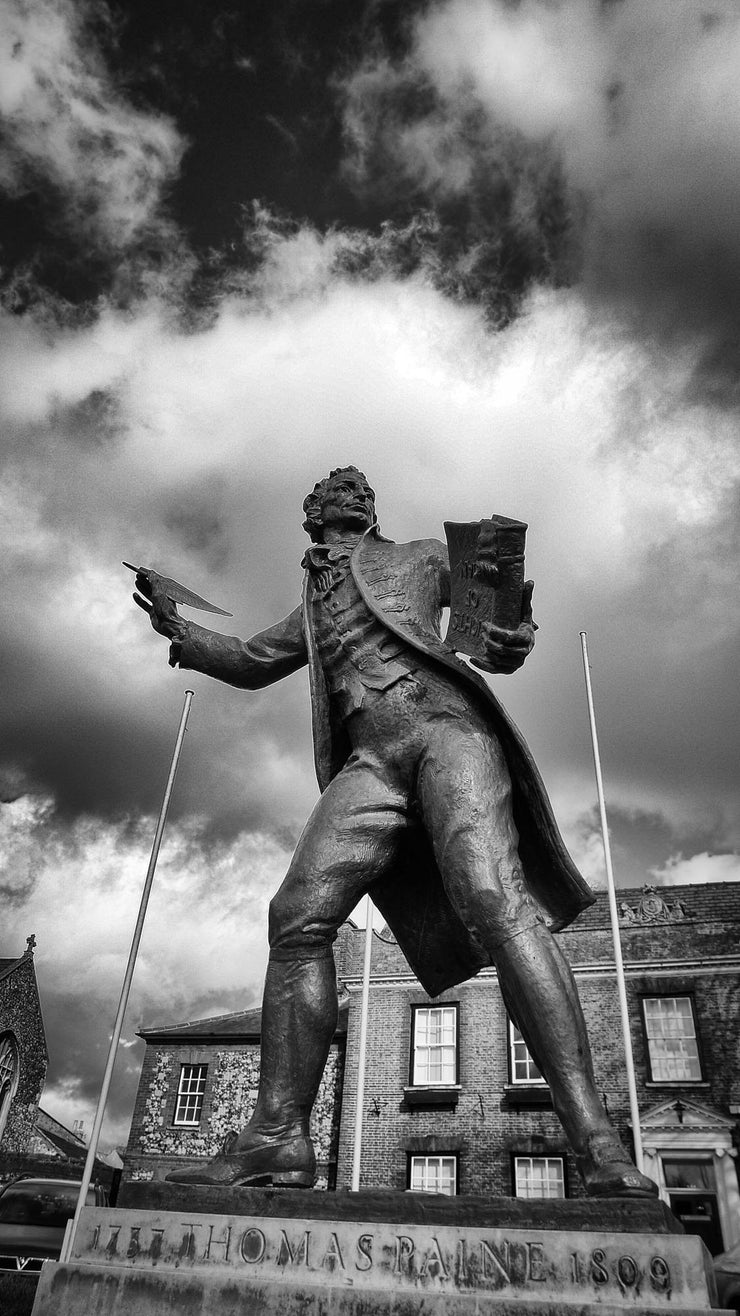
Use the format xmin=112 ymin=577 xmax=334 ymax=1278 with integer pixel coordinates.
xmin=618 ymin=884 xmax=688 ymax=925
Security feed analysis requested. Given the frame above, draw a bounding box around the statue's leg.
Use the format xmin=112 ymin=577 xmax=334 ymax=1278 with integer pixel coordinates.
xmin=493 ymin=924 xmax=655 ymax=1196
xmin=167 ymin=755 xmax=410 ymax=1187
xmin=416 ymin=697 xmax=656 ymax=1197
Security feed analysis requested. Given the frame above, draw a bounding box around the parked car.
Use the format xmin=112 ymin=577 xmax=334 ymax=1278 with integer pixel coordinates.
xmin=0 ymin=1178 xmax=108 ymax=1273
xmin=714 ymin=1240 xmax=740 ymax=1312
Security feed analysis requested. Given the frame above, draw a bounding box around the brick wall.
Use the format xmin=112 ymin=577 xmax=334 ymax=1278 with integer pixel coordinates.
xmin=337 ymin=973 xmax=577 ymax=1196
xmin=336 ymin=883 xmax=740 ymax=1200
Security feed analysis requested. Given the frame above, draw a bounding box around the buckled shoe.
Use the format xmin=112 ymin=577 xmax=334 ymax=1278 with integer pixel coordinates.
xmin=166 ymin=1129 xmax=315 ymax=1188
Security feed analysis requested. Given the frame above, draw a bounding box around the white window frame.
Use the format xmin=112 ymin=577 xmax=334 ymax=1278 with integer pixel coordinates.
xmin=409 ymin=1154 xmax=458 ymax=1196
xmin=642 ymin=996 xmax=702 ymax=1083
xmin=514 ymin=1156 xmax=565 ymax=1200
xmin=508 ymin=1021 xmax=546 ymax=1086
xmin=173 ymin=1063 xmax=208 ymax=1126
xmin=411 ymin=1005 xmax=458 ymax=1086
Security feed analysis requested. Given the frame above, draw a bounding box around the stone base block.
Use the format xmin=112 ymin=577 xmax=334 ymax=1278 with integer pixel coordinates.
xmin=30 ymin=1188 xmax=721 ymax=1316
xmin=118 ymin=1181 xmax=685 ymax=1235
xmin=31 ymin=1261 xmax=725 ymax=1316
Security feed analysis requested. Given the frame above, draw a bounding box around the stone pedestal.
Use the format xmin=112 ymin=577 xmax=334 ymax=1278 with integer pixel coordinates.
xmin=31 ymin=1184 xmax=722 ymax=1316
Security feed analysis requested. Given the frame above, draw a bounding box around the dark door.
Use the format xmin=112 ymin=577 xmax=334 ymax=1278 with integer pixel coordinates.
xmin=662 ymin=1158 xmax=724 ymax=1256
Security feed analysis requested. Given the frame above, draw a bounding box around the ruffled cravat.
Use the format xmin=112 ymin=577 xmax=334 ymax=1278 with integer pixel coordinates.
xmin=301 ymin=542 xmax=355 ymax=593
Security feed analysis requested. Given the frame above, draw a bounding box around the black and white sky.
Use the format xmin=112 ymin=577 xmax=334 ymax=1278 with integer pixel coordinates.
xmin=1 ymin=0 xmax=739 ymax=1148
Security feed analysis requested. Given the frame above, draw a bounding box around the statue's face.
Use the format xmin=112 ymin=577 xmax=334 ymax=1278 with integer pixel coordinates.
xmin=319 ymin=472 xmax=375 ymax=535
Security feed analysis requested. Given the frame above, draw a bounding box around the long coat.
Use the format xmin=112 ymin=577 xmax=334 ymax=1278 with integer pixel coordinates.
xmin=176 ymin=527 xmax=594 ymax=995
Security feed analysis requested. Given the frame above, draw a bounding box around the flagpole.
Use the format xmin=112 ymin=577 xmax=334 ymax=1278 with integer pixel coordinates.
xmin=60 ymin=690 xmax=194 ymax=1264
xmin=351 ymin=894 xmax=374 ymax=1192
xmin=579 ymin=633 xmax=644 ymax=1171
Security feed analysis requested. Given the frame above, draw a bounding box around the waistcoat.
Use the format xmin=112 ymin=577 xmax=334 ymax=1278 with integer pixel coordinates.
xmin=304 ymin=543 xmax=415 ymax=720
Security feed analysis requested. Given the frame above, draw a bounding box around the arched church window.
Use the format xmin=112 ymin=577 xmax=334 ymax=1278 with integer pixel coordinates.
xmin=0 ymin=1033 xmax=20 ymax=1144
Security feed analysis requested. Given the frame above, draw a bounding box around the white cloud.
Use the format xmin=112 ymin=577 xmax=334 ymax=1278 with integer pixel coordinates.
xmin=0 ymin=0 xmax=184 ymax=250
xmin=651 ymin=851 xmax=740 ymax=887
xmin=1 ymin=793 xmax=291 ymax=1143
xmin=408 ymin=0 xmax=740 ymax=227
xmin=413 ymin=0 xmax=608 ymax=149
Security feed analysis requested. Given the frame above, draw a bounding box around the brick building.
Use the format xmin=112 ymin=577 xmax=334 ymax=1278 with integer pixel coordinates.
xmin=335 ymin=881 xmax=740 ymax=1256
xmin=0 ymin=936 xmax=47 ymax=1157
xmin=121 ymin=881 xmax=740 ymax=1256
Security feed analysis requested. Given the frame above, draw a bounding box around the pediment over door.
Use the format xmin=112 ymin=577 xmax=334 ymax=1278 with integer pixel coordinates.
xmin=638 ymin=1099 xmax=740 ymax=1253
xmin=640 ymin=1098 xmax=735 ymax=1144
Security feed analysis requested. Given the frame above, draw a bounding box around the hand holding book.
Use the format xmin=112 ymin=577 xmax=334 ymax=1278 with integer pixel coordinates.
xmin=444 ymin=516 xmax=536 ymax=672
xmin=470 ymin=578 xmax=536 ymax=675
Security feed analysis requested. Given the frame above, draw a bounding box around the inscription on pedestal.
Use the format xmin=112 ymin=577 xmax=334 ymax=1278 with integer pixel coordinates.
xmin=72 ymin=1207 xmax=712 ymax=1309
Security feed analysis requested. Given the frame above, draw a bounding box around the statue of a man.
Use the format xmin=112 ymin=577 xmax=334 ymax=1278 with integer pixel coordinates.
xmin=134 ymin=466 xmax=655 ymax=1197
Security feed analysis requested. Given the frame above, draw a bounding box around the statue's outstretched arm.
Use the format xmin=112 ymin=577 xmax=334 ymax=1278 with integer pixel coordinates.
xmin=172 ymin=609 xmax=307 ymax=689
xmin=133 ymin=570 xmax=307 ymax=690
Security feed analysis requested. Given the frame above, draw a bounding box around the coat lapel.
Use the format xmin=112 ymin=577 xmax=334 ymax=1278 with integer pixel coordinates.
xmin=301 ymin=568 xmax=351 ymax=791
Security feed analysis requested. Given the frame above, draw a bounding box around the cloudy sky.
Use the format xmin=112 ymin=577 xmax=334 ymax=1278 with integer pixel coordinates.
xmin=1 ymin=0 xmax=739 ymax=1149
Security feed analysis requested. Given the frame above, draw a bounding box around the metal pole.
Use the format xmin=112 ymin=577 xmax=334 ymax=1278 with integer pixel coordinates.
xmin=350 ymin=895 xmax=374 ymax=1192
xmin=579 ymin=633 xmax=644 ymax=1170
xmin=60 ymin=690 xmax=194 ymax=1263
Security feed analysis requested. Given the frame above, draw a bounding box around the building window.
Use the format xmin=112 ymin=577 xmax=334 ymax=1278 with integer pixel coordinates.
xmin=0 ymin=1034 xmax=20 ymax=1144
xmin=642 ymin=997 xmax=702 ymax=1082
xmin=411 ymin=1005 xmax=458 ymax=1086
xmin=0 ymin=1035 xmax=18 ymax=1093
xmin=508 ymin=1022 xmax=546 ymax=1085
xmin=514 ymin=1156 xmax=565 ymax=1200
xmin=409 ymin=1154 xmax=458 ymax=1196
xmin=173 ymin=1064 xmax=208 ymax=1126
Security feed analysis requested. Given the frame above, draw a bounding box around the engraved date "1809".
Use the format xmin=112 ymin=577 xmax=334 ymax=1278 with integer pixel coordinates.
xmin=571 ymin=1250 xmax=671 ymax=1297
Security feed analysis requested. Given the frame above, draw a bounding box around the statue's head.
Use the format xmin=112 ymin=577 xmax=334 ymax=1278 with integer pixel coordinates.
xmin=302 ymin=467 xmax=377 ymax=542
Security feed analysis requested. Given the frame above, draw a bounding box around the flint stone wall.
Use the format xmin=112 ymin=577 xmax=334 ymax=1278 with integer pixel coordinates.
xmin=0 ymin=955 xmax=47 ymax=1157
xmin=124 ymin=1042 xmax=343 ymax=1189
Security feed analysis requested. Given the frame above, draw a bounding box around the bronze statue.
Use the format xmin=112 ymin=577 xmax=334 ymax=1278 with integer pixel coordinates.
xmin=133 ymin=466 xmax=656 ymax=1198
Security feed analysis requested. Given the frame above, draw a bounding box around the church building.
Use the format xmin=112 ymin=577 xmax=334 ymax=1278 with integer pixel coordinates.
xmin=0 ymin=936 xmax=47 ymax=1157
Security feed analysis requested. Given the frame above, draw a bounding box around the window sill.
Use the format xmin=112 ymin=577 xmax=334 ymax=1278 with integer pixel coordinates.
xmin=404 ymin=1188 xmax=459 ymax=1198
xmin=403 ymin=1085 xmax=461 ymax=1108
xmin=501 ymin=1084 xmax=553 ymax=1109
xmin=644 ymin=1080 xmax=708 ymax=1089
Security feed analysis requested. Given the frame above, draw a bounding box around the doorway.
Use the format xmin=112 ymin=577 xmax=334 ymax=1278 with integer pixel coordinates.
xmin=662 ymin=1157 xmax=724 ymax=1256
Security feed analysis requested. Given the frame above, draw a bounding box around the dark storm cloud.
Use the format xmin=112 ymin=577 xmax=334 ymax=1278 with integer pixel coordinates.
xmin=1 ymin=0 xmax=583 ymax=320
xmin=338 ymin=53 xmax=579 ymax=324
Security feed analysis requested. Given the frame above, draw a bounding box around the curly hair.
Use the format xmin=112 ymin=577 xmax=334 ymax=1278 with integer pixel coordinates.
xmin=302 ymin=466 xmax=376 ymax=542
